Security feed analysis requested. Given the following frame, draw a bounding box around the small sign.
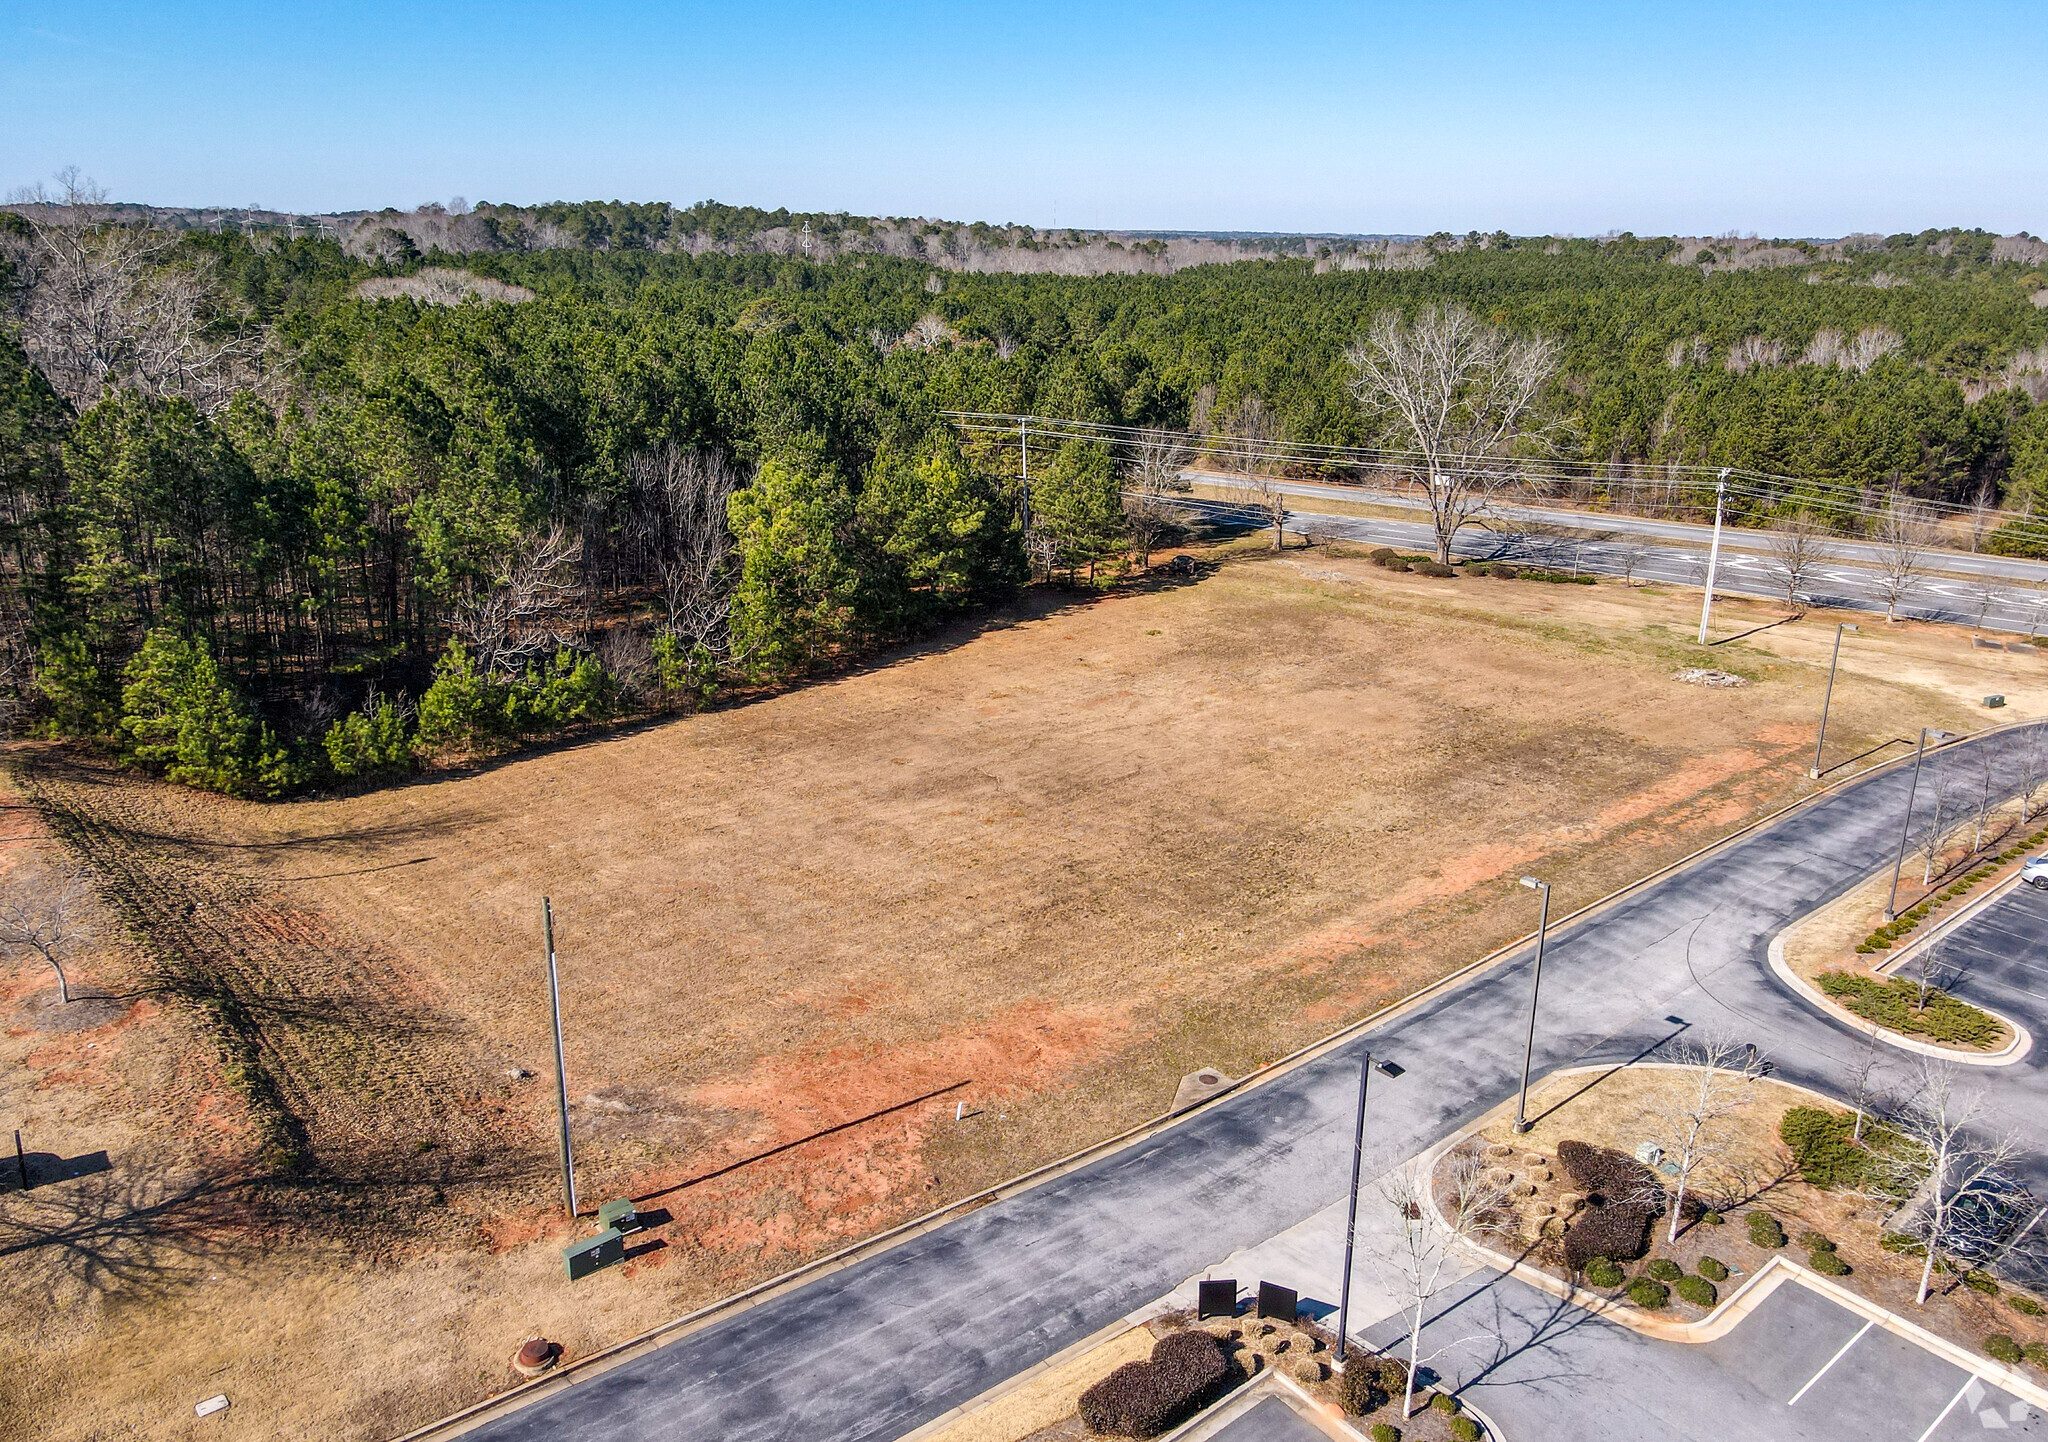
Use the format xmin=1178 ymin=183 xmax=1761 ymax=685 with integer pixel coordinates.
xmin=1197 ymin=1278 xmax=1238 ymax=1319
xmin=1256 ymin=1281 xmax=1299 ymax=1322
xmin=194 ymin=1395 xmax=230 ymax=1418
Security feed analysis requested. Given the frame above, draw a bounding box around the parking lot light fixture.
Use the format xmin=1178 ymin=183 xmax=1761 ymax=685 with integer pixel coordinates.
xmin=1334 ymin=1052 xmax=1403 ymax=1368
xmin=1811 ymin=623 xmax=1859 ymax=778
xmin=1512 ymin=877 xmax=1552 ymax=1136
xmin=1886 ymin=729 xmax=1960 ymax=921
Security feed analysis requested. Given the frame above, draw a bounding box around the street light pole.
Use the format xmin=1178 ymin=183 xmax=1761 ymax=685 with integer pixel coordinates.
xmin=1885 ymin=729 xmax=1957 ymax=921
xmin=1334 ymin=1052 xmax=1402 ymax=1367
xmin=1810 ymin=623 xmax=1860 ymax=778
xmin=543 ymin=897 xmax=579 ymax=1218
xmin=1511 ymin=876 xmax=1552 ymax=1135
xmin=1696 ymin=468 xmax=1732 ymax=645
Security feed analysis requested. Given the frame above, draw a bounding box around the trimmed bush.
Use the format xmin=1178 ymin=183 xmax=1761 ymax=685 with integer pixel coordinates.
xmin=1700 ymin=1210 xmax=1724 ymax=1226
xmin=1337 ymin=1355 xmax=1406 ymax=1417
xmin=1077 ymin=1330 xmax=1228 ymax=1437
xmin=2024 ymin=1341 xmax=2048 ymax=1368
xmin=1286 ymin=1357 xmax=1323 ymax=1384
xmin=1809 ymin=1249 xmax=1851 ymax=1277
xmin=1431 ymin=1393 xmax=1460 ymax=1415
xmin=1797 ymin=1231 xmax=1836 ymax=1253
xmin=1627 ymin=1277 xmax=1671 ymax=1309
xmin=1747 ymin=1212 xmax=1788 ymax=1248
xmin=2010 ymin=1294 xmax=2045 ymax=1317
xmin=1566 ymin=1204 xmax=1656 ymax=1268
xmin=1675 ymin=1274 xmax=1719 ymax=1308
xmin=1368 ymin=547 xmax=1398 ymax=562
xmin=1559 ymin=1141 xmax=1662 ymax=1267
xmin=1466 ymin=563 xmax=1492 ymax=576
xmin=1411 ymin=559 xmax=1456 ymax=578
xmin=1583 ymin=1256 xmax=1625 ymax=1288
xmin=1780 ymin=1108 xmax=1874 ymax=1191
xmin=1369 ymin=1426 xmax=1401 ymax=1442
xmin=1488 ymin=564 xmax=1520 ymax=580
xmin=1819 ymin=971 xmax=2004 ymax=1047
xmin=1698 ymin=1256 xmax=1729 ymax=1282
xmin=1987 ymin=1334 xmax=2024 ymax=1366
xmin=1965 ymin=1270 xmax=2001 ymax=1295
xmin=1645 ymin=1258 xmax=1684 ymax=1283
xmin=1881 ymin=1231 xmax=1926 ymax=1254
xmin=1449 ymin=1419 xmax=1481 ymax=1442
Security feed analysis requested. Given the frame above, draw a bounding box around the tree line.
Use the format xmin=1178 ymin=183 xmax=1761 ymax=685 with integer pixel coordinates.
xmin=2 ymin=200 xmax=2045 ymax=798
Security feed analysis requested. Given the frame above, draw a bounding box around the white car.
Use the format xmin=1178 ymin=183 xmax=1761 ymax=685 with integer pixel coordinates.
xmin=2025 ymin=858 xmax=2048 ymax=891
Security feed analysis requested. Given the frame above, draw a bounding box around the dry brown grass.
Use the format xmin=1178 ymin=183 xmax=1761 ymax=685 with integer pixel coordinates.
xmin=2 ymin=545 xmax=2030 ymax=1440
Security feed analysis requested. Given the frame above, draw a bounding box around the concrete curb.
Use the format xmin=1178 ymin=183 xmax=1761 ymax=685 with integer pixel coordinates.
xmin=1767 ymin=912 xmax=2032 ymax=1068
xmin=392 ymin=720 xmax=2048 ymax=1442
xmin=1417 ymin=1064 xmax=2048 ymax=1413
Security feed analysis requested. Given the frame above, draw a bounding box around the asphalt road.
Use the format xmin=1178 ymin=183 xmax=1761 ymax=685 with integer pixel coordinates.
xmin=1193 ymin=473 xmax=2048 ymax=587
xmin=1178 ymin=493 xmax=2048 ymax=637
xmin=1384 ymin=1268 xmax=2044 ymax=1441
xmin=464 ymin=728 xmax=2048 ymax=1442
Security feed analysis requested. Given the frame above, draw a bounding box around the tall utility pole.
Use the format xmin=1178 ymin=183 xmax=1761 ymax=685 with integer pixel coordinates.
xmin=1019 ymin=417 xmax=1032 ymax=533
xmin=1511 ymin=876 xmax=1553 ymax=1134
xmin=543 ymin=898 xmax=578 ymax=1218
xmin=1696 ymin=468 xmax=1732 ymax=645
xmin=1885 ymin=729 xmax=1957 ymax=921
xmin=1810 ymin=623 xmax=1859 ymax=778
xmin=1334 ymin=1052 xmax=1402 ymax=1367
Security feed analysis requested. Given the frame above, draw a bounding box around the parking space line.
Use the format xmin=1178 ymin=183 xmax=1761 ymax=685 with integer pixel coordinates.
xmin=1788 ymin=1319 xmax=1874 ymax=1406
xmin=1914 ymin=1376 xmax=1976 ymax=1442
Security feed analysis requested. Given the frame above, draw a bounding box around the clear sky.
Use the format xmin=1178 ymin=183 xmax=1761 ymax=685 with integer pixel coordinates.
xmin=5 ymin=1 xmax=2043 ymax=237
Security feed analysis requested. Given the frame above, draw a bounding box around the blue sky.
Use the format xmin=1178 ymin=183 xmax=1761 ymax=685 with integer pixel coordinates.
xmin=5 ymin=1 xmax=2043 ymax=236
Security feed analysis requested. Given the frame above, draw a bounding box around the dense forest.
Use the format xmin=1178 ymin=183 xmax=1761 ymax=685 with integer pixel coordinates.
xmin=2 ymin=197 xmax=2046 ymax=798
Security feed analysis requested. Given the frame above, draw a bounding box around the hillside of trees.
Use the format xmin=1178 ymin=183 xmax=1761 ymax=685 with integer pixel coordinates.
xmin=2 ymin=190 xmax=2046 ymax=798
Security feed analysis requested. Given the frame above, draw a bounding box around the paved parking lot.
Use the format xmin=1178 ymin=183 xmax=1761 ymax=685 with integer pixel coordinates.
xmin=1919 ymin=879 xmax=2048 ymax=1033
xmin=1370 ymin=1271 xmax=2041 ymax=1441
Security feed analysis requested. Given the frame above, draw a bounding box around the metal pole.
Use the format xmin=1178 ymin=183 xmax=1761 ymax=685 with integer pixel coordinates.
xmin=1885 ymin=731 xmax=1933 ymax=922
xmin=544 ymin=898 xmax=578 ymax=1218
xmin=1334 ymin=1052 xmax=1373 ymax=1367
xmin=1512 ymin=880 xmax=1551 ymax=1134
xmin=1696 ymin=470 xmax=1730 ymax=645
xmin=1811 ymin=623 xmax=1857 ymax=778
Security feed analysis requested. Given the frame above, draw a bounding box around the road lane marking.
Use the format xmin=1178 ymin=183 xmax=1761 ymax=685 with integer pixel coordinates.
xmin=1916 ymin=1376 xmax=1979 ymax=1441
xmin=1788 ymin=1319 xmax=1874 ymax=1405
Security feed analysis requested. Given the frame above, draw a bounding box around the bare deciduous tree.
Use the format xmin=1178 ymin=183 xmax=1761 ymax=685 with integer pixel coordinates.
xmin=1649 ymin=1036 xmax=1765 ymax=1243
xmin=1345 ymin=305 xmax=1559 ymax=565
xmin=449 ymin=524 xmax=585 ymax=677
xmin=628 ymin=445 xmax=739 ymax=654
xmin=1122 ymin=428 xmax=1194 ymax=568
xmin=1871 ymin=496 xmax=1934 ymax=622
xmin=1218 ymin=396 xmax=1288 ymax=549
xmin=1869 ymin=1062 xmax=2027 ymax=1305
xmin=0 ymin=865 xmax=92 ymax=1004
xmin=2010 ymin=726 xmax=2048 ymax=824
xmin=1760 ymin=512 xmax=1833 ymax=606
xmin=1375 ymin=1143 xmax=1515 ymax=1419
xmin=1913 ymin=767 xmax=1963 ymax=886
xmin=3 ymin=170 xmax=252 ymax=413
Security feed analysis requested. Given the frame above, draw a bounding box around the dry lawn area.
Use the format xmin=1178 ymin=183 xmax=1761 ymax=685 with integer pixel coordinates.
xmin=2 ymin=544 xmax=2037 ymax=1440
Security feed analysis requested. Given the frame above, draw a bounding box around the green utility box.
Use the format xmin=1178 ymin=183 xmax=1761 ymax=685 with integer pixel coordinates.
xmin=563 ymin=1227 xmax=624 ymax=1281
xmin=598 ymin=1198 xmax=639 ymax=1233
xmin=1986 ymin=695 xmax=2008 ymax=708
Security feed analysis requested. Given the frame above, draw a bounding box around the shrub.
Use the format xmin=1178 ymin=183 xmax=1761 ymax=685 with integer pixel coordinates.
xmin=1077 ymin=1330 xmax=1228 ymax=1437
xmin=1816 ymin=972 xmax=2002 ymax=1047
xmin=1698 ymin=1256 xmax=1729 ymax=1282
xmin=1780 ymin=1108 xmax=1873 ymax=1190
xmin=1583 ymin=1256 xmax=1625 ymax=1288
xmin=1369 ymin=547 xmax=1397 ymax=562
xmin=2025 ymin=1341 xmax=2048 ymax=1368
xmin=1809 ymin=1249 xmax=1851 ymax=1277
xmin=1431 ymin=1393 xmax=1459 ymax=1414
xmin=2010 ymin=1294 xmax=2044 ymax=1317
xmin=1882 ymin=1232 xmax=1926 ymax=1255
xmin=1675 ymin=1274 xmax=1719 ymax=1308
xmin=1286 ymin=1356 xmax=1323 ymax=1384
xmin=1987 ymin=1334 xmax=2024 ymax=1366
xmin=1489 ymin=564 xmax=1520 ymax=579
xmin=1645 ymin=1258 xmax=1683 ymax=1282
xmin=118 ymin=628 xmax=262 ymax=795
xmin=1465 ymin=563 xmax=1492 ymax=576
xmin=1965 ymin=1270 xmax=2001 ymax=1295
xmin=1699 ymin=1210 xmax=1724 ymax=1226
xmin=1384 ymin=557 xmax=1412 ymax=572
xmin=323 ymin=697 xmax=416 ymax=783
xmin=1337 ymin=1355 xmax=1406 ymax=1416
xmin=1370 ymin=1426 xmax=1400 ymax=1442
xmin=1449 ymin=1419 xmax=1481 ymax=1442
xmin=1411 ymin=559 xmax=1455 ymax=578
xmin=1627 ymin=1278 xmax=1671 ymax=1308
xmin=1797 ymin=1231 xmax=1836 ymax=1253
xmin=1558 ymin=1143 xmax=1662 ymax=1266
xmin=1566 ymin=1205 xmax=1656 ymax=1269
xmin=1747 ymin=1212 xmax=1787 ymax=1248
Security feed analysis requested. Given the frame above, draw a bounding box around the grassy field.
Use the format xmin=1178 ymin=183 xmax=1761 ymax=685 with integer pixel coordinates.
xmin=1 ymin=539 xmax=2033 ymax=1440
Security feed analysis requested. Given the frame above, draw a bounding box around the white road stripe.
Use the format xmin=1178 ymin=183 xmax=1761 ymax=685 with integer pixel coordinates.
xmin=1915 ymin=1375 xmax=1978 ymax=1441
xmin=1788 ymin=1319 xmax=1874 ymax=1405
